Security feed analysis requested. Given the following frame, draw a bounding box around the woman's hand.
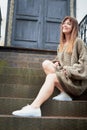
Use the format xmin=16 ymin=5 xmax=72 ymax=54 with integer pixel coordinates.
xmin=63 ymin=69 xmax=67 ymax=75
xmin=54 ymin=61 xmax=60 ymax=67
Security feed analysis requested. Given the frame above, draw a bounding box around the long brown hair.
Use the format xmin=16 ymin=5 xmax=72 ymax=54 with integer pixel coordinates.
xmin=59 ymin=16 xmax=79 ymax=53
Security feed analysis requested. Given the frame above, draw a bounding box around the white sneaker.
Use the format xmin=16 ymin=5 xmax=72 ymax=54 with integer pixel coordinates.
xmin=12 ymin=104 xmax=41 ymax=117
xmin=52 ymin=92 xmax=72 ymax=101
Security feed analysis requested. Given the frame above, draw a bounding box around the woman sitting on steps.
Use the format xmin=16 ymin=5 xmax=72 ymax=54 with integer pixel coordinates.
xmin=12 ymin=16 xmax=87 ymax=117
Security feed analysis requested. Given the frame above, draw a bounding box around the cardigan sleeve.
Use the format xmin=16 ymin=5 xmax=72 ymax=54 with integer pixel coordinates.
xmin=63 ymin=39 xmax=87 ymax=80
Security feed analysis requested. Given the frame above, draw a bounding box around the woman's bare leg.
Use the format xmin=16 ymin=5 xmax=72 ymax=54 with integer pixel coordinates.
xmin=31 ymin=73 xmax=59 ymax=108
xmin=42 ymin=60 xmax=56 ymax=75
xmin=31 ymin=60 xmax=64 ymax=108
xmin=42 ymin=59 xmax=64 ymax=91
xmin=12 ymin=60 xmax=68 ymax=117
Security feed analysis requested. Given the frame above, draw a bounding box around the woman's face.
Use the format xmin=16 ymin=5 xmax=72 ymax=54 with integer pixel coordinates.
xmin=62 ymin=19 xmax=72 ymax=35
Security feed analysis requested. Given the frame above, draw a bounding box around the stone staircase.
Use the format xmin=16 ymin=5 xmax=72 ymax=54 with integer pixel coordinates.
xmin=0 ymin=46 xmax=87 ymax=130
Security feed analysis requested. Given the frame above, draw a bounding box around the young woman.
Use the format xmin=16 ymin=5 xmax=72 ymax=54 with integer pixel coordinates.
xmin=12 ymin=16 xmax=87 ymax=117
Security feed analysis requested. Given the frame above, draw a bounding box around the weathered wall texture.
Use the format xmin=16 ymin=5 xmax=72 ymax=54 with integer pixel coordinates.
xmin=0 ymin=0 xmax=8 ymax=46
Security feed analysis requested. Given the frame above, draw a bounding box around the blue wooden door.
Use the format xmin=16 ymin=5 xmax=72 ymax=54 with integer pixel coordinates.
xmin=12 ymin=0 xmax=70 ymax=50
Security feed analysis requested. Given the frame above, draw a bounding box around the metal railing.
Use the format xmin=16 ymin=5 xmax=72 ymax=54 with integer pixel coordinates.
xmin=79 ymin=15 xmax=87 ymax=45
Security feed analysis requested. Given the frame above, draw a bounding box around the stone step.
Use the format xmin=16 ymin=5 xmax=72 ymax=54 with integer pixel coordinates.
xmin=0 ymin=67 xmax=45 ymax=85
xmin=0 ymin=84 xmax=41 ymax=98
xmin=0 ymin=47 xmax=56 ymax=68
xmin=0 ymin=97 xmax=87 ymax=117
xmin=0 ymin=47 xmax=87 ymax=130
xmin=0 ymin=84 xmax=58 ymax=98
xmin=0 ymin=67 xmax=44 ymax=76
xmin=0 ymin=83 xmax=87 ymax=100
xmin=0 ymin=115 xmax=87 ymax=130
xmin=0 ymin=67 xmax=45 ymax=98
xmin=0 ymin=66 xmax=58 ymax=98
xmin=0 ymin=75 xmax=44 ymax=85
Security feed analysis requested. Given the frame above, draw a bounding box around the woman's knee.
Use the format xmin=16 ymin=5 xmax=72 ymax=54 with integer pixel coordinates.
xmin=42 ymin=60 xmax=51 ymax=69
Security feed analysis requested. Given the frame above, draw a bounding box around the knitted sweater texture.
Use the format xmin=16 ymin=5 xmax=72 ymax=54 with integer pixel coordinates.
xmin=54 ymin=38 xmax=87 ymax=96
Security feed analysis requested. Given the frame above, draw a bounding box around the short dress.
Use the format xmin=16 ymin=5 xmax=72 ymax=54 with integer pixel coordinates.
xmin=53 ymin=38 xmax=87 ymax=96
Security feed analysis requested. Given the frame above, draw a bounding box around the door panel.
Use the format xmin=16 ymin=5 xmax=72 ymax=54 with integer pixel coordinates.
xmin=43 ymin=0 xmax=69 ymax=50
xmin=16 ymin=0 xmax=40 ymax=16
xmin=46 ymin=0 xmax=67 ymax=19
xmin=12 ymin=0 xmax=70 ymax=50
xmin=14 ymin=20 xmax=39 ymax=48
xmin=12 ymin=0 xmax=41 ymax=48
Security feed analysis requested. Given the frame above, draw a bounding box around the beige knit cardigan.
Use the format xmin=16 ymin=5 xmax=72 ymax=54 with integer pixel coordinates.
xmin=53 ymin=38 xmax=87 ymax=96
